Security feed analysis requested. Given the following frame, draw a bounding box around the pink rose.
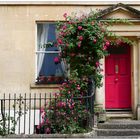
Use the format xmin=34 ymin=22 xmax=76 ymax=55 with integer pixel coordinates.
xmin=54 ymin=57 xmax=60 ymax=63
xmin=103 ymin=45 xmax=107 ymax=50
xmin=57 ymin=101 xmax=66 ymax=108
xmin=68 ymin=21 xmax=72 ymax=24
xmin=78 ymin=26 xmax=82 ymax=30
xmin=41 ymin=112 xmax=46 ymax=119
xmin=77 ymin=87 xmax=81 ymax=90
xmin=62 ymin=25 xmax=67 ymax=30
xmin=37 ymin=125 xmax=40 ymax=129
xmin=62 ymin=82 xmax=67 ymax=86
xmin=105 ymin=41 xmax=110 ymax=47
xmin=46 ymin=118 xmax=50 ymax=124
xmin=63 ymin=13 xmax=67 ymax=18
xmin=60 ymin=32 xmax=64 ymax=36
xmin=96 ymin=62 xmax=100 ymax=67
xmin=116 ymin=40 xmax=122 ymax=45
xmin=74 ymin=117 xmax=77 ymax=121
xmin=57 ymin=38 xmax=62 ymax=44
xmin=78 ymin=36 xmax=83 ymax=41
xmin=78 ymin=43 xmax=81 ymax=48
xmin=40 ymin=107 xmax=44 ymax=113
xmin=45 ymin=128 xmax=51 ymax=134
xmin=68 ymin=102 xmax=74 ymax=109
xmin=59 ymin=87 xmax=63 ymax=90
xmin=93 ymin=39 xmax=97 ymax=44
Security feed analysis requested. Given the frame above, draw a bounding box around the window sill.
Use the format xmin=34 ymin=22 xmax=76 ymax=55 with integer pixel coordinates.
xmin=30 ymin=83 xmax=61 ymax=89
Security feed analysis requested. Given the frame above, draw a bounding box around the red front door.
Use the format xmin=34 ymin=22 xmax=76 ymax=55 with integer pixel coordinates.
xmin=105 ymin=46 xmax=131 ymax=109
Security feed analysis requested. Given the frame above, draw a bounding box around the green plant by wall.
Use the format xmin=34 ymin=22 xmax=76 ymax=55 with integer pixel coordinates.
xmin=0 ymin=96 xmax=28 ymax=136
xmin=56 ymin=11 xmax=133 ymax=87
xmin=37 ymin=71 xmax=92 ymax=134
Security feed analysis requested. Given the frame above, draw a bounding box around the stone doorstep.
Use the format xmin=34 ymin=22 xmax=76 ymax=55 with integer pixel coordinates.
xmin=102 ymin=120 xmax=140 ymax=123
xmin=98 ymin=120 xmax=140 ymax=129
xmin=98 ymin=124 xmax=140 ymax=129
xmin=106 ymin=112 xmax=133 ymax=120
xmin=96 ymin=129 xmax=140 ymax=136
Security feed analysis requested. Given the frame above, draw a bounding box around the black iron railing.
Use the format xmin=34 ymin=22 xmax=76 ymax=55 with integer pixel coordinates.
xmin=0 ymin=78 xmax=95 ymax=135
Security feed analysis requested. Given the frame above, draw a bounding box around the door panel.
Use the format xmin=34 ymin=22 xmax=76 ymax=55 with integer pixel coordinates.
xmin=106 ymin=58 xmax=115 ymax=75
xmin=105 ymin=46 xmax=131 ymax=109
xmin=118 ymin=84 xmax=131 ymax=108
xmin=119 ymin=58 xmax=128 ymax=75
xmin=105 ymin=84 xmax=117 ymax=108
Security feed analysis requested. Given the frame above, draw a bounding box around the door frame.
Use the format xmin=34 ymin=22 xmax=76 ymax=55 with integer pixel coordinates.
xmin=95 ymin=37 xmax=139 ymax=118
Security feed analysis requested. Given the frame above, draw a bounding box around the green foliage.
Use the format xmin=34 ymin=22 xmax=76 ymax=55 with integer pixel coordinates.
xmin=37 ymin=71 xmax=92 ymax=134
xmin=0 ymin=96 xmax=28 ymax=136
xmin=56 ymin=10 xmax=133 ymax=87
xmin=0 ymin=114 xmax=15 ymax=136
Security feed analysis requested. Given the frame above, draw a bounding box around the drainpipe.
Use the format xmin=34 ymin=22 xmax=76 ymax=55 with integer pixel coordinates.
xmin=137 ymin=36 xmax=140 ymax=120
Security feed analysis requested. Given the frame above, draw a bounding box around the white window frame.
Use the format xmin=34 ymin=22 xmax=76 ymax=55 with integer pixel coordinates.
xmin=35 ymin=22 xmax=61 ymax=81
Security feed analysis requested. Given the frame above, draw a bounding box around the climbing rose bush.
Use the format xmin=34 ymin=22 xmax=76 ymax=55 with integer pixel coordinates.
xmin=37 ymin=72 xmax=91 ymax=134
xmin=56 ymin=11 xmax=133 ymax=87
xmin=37 ymin=10 xmax=133 ymax=134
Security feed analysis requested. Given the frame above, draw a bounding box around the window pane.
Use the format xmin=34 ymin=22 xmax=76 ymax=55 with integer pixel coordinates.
xmin=37 ymin=23 xmax=58 ymax=51
xmin=47 ymin=24 xmax=56 ymax=42
xmin=46 ymin=46 xmax=59 ymax=51
xmin=39 ymin=53 xmax=63 ymax=77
